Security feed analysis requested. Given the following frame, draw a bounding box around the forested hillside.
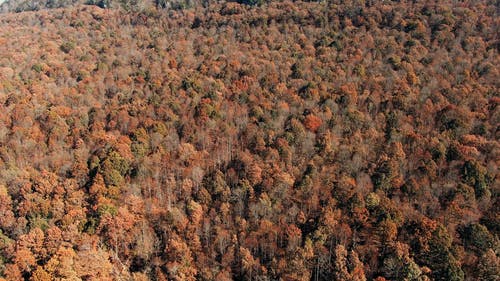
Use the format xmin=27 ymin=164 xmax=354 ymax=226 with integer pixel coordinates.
xmin=0 ymin=1 xmax=498 ymax=280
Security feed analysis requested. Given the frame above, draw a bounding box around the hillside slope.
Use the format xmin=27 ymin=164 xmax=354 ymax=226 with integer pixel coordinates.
xmin=0 ymin=1 xmax=498 ymax=280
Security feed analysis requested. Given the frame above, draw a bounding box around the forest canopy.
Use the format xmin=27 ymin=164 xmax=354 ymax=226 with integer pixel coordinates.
xmin=0 ymin=0 xmax=498 ymax=280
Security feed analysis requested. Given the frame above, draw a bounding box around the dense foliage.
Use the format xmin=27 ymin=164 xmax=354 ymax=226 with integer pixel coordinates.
xmin=0 ymin=1 xmax=498 ymax=280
